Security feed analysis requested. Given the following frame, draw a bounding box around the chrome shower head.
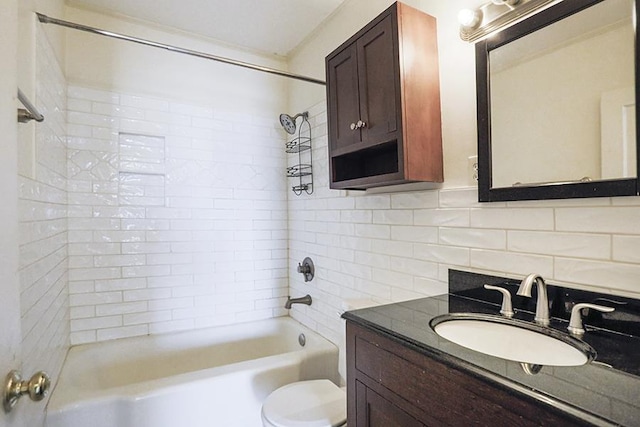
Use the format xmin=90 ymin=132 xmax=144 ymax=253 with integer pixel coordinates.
xmin=279 ymin=111 xmax=308 ymax=135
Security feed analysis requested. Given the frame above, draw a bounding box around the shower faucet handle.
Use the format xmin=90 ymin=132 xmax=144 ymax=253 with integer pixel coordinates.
xmin=296 ymin=257 xmax=315 ymax=282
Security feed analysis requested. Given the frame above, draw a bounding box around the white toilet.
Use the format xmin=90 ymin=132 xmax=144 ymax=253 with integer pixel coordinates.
xmin=261 ymin=299 xmax=376 ymax=427
xmin=261 ymin=379 xmax=346 ymax=427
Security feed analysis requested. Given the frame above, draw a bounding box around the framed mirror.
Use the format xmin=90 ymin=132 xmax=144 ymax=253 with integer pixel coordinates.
xmin=477 ymin=0 xmax=639 ymax=201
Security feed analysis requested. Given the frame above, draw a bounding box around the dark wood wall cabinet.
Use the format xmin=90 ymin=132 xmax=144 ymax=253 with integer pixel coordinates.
xmin=346 ymin=321 xmax=588 ymax=426
xmin=325 ymin=2 xmax=443 ymax=190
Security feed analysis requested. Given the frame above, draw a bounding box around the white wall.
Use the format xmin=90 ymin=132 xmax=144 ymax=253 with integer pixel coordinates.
xmin=284 ymin=0 xmax=640 ymax=360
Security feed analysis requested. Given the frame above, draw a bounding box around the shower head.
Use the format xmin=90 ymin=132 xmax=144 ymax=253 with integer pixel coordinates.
xmin=279 ymin=111 xmax=308 ymax=135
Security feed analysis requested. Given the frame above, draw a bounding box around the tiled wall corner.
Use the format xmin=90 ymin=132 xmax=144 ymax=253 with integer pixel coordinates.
xmin=17 ymin=26 xmax=69 ymax=427
xmin=287 ymin=101 xmax=640 ymax=351
xmin=67 ymin=85 xmax=288 ymax=344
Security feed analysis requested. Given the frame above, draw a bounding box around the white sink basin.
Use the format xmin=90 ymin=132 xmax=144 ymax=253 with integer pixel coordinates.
xmin=431 ymin=314 xmax=595 ymax=366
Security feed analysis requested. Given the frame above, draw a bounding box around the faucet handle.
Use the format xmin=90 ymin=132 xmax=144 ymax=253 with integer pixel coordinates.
xmin=484 ymin=284 xmax=514 ymax=318
xmin=567 ymin=303 xmax=614 ymax=337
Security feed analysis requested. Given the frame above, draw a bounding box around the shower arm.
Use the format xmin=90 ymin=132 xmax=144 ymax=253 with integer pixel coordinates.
xmin=35 ymin=13 xmax=326 ymax=86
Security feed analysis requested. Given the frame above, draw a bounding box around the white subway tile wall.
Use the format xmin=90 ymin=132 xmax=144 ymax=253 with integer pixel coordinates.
xmin=67 ymin=85 xmax=288 ymax=344
xmin=17 ymin=27 xmax=69 ymax=427
xmin=287 ymin=101 xmax=640 ymax=347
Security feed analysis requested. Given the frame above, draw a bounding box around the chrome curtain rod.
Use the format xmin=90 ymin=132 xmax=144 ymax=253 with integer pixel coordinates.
xmin=36 ymin=13 xmax=326 ymax=86
xmin=17 ymin=89 xmax=45 ymax=123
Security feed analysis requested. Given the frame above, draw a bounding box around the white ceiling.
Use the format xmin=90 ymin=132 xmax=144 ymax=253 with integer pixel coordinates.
xmin=65 ymin=0 xmax=348 ymax=57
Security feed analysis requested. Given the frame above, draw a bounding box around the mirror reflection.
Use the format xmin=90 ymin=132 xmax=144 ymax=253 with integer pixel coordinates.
xmin=489 ymin=0 xmax=635 ymax=189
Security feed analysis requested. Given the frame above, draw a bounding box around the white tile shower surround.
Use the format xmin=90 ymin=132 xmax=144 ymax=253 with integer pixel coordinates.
xmin=18 ymin=26 xmax=69 ymax=427
xmin=287 ymin=102 xmax=640 ymax=347
xmin=66 ymin=85 xmax=289 ymax=344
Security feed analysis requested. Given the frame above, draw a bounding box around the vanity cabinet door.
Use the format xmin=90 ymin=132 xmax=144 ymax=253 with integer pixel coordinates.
xmin=355 ymin=381 xmax=425 ymax=427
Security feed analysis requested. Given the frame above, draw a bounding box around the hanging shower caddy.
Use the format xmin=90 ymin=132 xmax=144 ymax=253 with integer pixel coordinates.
xmin=282 ymin=111 xmax=313 ymax=195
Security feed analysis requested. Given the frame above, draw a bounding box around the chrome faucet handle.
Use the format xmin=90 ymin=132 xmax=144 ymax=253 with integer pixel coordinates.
xmin=484 ymin=284 xmax=514 ymax=318
xmin=567 ymin=303 xmax=614 ymax=337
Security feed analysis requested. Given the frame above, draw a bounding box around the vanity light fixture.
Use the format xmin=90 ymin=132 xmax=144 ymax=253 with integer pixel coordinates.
xmin=459 ymin=0 xmax=558 ymax=42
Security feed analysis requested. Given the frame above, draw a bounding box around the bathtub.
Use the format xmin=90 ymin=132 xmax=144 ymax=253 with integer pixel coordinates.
xmin=45 ymin=317 xmax=339 ymax=427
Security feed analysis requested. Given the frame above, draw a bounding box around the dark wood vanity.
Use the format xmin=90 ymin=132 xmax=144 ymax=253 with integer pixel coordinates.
xmin=346 ymin=321 xmax=587 ymax=426
xmin=325 ymin=2 xmax=442 ymax=190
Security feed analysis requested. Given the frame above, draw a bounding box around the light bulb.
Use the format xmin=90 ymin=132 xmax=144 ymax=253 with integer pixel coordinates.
xmin=458 ymin=9 xmax=482 ymax=29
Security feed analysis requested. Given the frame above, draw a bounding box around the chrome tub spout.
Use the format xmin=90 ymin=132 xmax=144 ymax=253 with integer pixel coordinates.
xmin=285 ymin=295 xmax=312 ymax=309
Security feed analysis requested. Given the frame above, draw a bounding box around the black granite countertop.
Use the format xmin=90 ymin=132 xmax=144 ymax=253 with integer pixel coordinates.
xmin=342 ymin=270 xmax=640 ymax=427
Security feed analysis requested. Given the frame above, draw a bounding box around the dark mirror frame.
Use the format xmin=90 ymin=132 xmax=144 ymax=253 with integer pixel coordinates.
xmin=476 ymin=0 xmax=640 ymax=202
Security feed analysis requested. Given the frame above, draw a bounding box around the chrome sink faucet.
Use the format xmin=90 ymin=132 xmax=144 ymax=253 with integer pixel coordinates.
xmin=517 ymin=274 xmax=550 ymax=326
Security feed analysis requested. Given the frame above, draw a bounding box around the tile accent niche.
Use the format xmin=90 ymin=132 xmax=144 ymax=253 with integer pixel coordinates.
xmin=67 ymin=86 xmax=288 ymax=344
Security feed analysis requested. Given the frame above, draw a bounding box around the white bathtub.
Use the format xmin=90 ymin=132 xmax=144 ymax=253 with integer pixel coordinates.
xmin=45 ymin=317 xmax=339 ymax=427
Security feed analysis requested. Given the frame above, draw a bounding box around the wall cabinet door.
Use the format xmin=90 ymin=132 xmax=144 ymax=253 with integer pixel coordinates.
xmin=355 ymin=14 xmax=400 ymax=148
xmin=327 ymin=43 xmax=360 ymax=152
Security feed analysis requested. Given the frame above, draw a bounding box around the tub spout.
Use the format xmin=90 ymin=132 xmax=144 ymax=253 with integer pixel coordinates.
xmin=285 ymin=295 xmax=312 ymax=309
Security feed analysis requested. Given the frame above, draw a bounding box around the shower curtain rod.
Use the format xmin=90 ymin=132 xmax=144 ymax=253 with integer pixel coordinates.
xmin=36 ymin=13 xmax=326 ymax=86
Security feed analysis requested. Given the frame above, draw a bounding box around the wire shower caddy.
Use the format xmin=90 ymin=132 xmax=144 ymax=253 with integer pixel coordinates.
xmin=285 ymin=112 xmax=313 ymax=195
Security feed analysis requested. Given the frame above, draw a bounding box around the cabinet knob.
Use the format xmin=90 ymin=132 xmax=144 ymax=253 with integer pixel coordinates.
xmin=356 ymin=120 xmax=366 ymax=129
xmin=350 ymin=122 xmax=357 ymax=131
